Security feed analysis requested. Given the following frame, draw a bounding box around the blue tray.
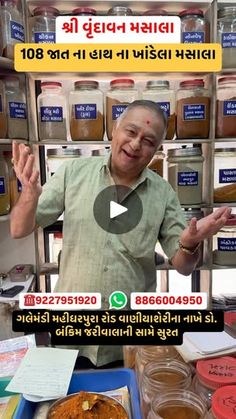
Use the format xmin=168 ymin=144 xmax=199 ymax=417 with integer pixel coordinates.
xmin=14 ymin=368 xmax=141 ymax=419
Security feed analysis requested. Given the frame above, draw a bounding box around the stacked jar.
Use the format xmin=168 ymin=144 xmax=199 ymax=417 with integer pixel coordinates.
xmin=0 ymin=0 xmax=25 ymax=59
xmin=72 ymin=7 xmax=96 ymax=16
xmin=4 ymin=76 xmax=28 ymax=140
xmin=209 ymin=385 xmax=236 ymax=418
xmin=217 ymin=7 xmax=236 ymax=68
xmin=179 ymin=9 xmax=209 ymax=43
xmin=213 ymin=215 xmax=236 ymax=266
xmin=0 ymin=151 xmax=10 ymax=215
xmin=0 ymin=79 xmax=7 ymax=138
xmin=216 ymin=77 xmax=236 ymax=138
xmin=28 ymin=6 xmax=59 ymax=43
xmin=46 ymin=148 xmax=82 ymax=178
xmin=213 ymin=148 xmax=236 ymax=203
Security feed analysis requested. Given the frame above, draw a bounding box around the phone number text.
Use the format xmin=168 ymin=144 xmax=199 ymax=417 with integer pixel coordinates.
xmin=131 ymin=293 xmax=207 ymax=309
xmin=19 ymin=293 xmax=101 ymax=310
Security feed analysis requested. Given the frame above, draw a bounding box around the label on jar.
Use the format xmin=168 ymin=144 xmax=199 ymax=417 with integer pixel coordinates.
xmin=112 ymin=105 xmax=128 ymax=120
xmin=178 ymin=171 xmax=198 ymax=186
xmin=40 ymin=106 xmax=63 ymax=122
xmin=74 ymin=104 xmax=97 ymax=119
xmin=9 ymin=102 xmax=27 ymax=119
xmin=34 ymin=32 xmax=56 ymax=43
xmin=223 ymin=100 xmax=236 ymax=116
xmin=10 ymin=21 xmax=25 ymax=42
xmin=183 ymin=104 xmax=205 ymax=120
xmin=219 ymin=169 xmax=236 ymax=183
xmin=157 ymin=102 xmax=170 ymax=117
xmin=222 ymin=32 xmax=236 ymax=48
xmin=0 ymin=177 xmax=6 ymax=195
xmin=218 ymin=237 xmax=236 ymax=251
xmin=182 ymin=31 xmax=204 ymax=43
xmin=0 ymin=95 xmax=2 ymax=113
xmin=17 ymin=179 xmax=22 ymax=193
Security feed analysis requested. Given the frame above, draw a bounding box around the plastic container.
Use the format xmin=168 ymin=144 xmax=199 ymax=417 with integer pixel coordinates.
xmin=0 ymin=79 xmax=7 ymax=138
xmin=176 ymin=79 xmax=210 ymax=139
xmin=46 ymin=148 xmax=82 ymax=177
xmin=167 ymin=147 xmax=204 ymax=205
xmin=180 ymin=9 xmax=209 ymax=43
xmin=69 ymin=80 xmax=104 ymax=141
xmin=213 ymin=216 xmax=236 ymax=266
xmin=13 ymin=369 xmax=142 ymax=419
xmin=107 ymin=6 xmax=133 ymax=15
xmin=209 ymin=385 xmax=236 ymax=418
xmin=216 ymin=77 xmax=236 ymax=138
xmin=142 ymin=81 xmax=175 ymax=140
xmin=106 ymin=78 xmax=139 ymax=140
xmin=218 ymin=7 xmax=236 ymax=68
xmin=37 ymin=82 xmax=67 ymax=141
xmin=4 ymin=76 xmax=28 ymax=140
xmin=0 ymin=151 xmax=10 ymax=215
xmin=28 ymin=6 xmax=59 ymax=43
xmin=1 ymin=0 xmax=25 ymax=59
xmin=213 ymin=148 xmax=236 ymax=203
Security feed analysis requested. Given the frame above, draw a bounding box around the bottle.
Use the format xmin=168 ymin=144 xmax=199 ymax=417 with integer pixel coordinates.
xmin=4 ymin=76 xmax=28 ymax=140
xmin=1 ymin=0 xmax=25 ymax=60
xmin=29 ymin=6 xmax=59 ymax=43
xmin=0 ymin=151 xmax=10 ymax=215
xmin=216 ymin=77 xmax=236 ymax=138
xmin=0 ymin=79 xmax=7 ymax=138
xmin=180 ymin=9 xmax=209 ymax=43
xmin=217 ymin=7 xmax=236 ymax=68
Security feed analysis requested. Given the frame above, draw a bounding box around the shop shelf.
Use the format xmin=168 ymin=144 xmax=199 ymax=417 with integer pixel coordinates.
xmin=212 ymin=264 xmax=236 ymax=270
xmin=213 ymin=202 xmax=236 ymax=207
xmin=214 ymin=138 xmax=236 ymax=142
xmin=32 ymin=140 xmax=111 ymax=145
xmin=0 ymin=139 xmax=28 ymax=145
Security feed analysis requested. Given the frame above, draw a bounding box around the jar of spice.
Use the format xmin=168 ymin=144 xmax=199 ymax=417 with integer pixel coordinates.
xmin=72 ymin=7 xmax=97 ymax=16
xmin=69 ymin=80 xmax=104 ymax=141
xmin=0 ymin=151 xmax=10 ymax=216
xmin=142 ymin=80 xmax=175 ymax=140
xmin=107 ymin=6 xmax=133 ymax=15
xmin=28 ymin=6 xmax=59 ymax=43
xmin=106 ymin=79 xmax=139 ymax=140
xmin=1 ymin=0 xmax=25 ymax=60
xmin=213 ymin=216 xmax=236 ymax=266
xmin=0 ymin=79 xmax=7 ymax=138
xmin=37 ymin=82 xmax=67 ymax=141
xmin=3 ymin=150 xmax=21 ymax=207
xmin=4 ymin=76 xmax=28 ymax=140
xmin=218 ymin=7 xmax=236 ymax=68
xmin=179 ymin=9 xmax=209 ymax=43
xmin=208 ymin=385 xmax=236 ymax=419
xmin=143 ymin=9 xmax=168 ymax=16
xmin=214 ymin=148 xmax=236 ymax=203
xmin=46 ymin=148 xmax=82 ymax=177
xmin=216 ymin=77 xmax=236 ymax=138
xmin=167 ymin=147 xmax=204 ymax=205
xmin=176 ymin=79 xmax=210 ymax=139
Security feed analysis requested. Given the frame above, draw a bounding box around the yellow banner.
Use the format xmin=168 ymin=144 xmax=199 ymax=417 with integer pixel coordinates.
xmin=15 ymin=43 xmax=222 ymax=72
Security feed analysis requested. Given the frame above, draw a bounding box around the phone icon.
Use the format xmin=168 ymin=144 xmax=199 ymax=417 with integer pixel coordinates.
xmin=109 ymin=291 xmax=127 ymax=309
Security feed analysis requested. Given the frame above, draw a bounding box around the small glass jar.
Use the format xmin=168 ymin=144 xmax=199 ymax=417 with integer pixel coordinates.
xmin=69 ymin=80 xmax=104 ymax=141
xmin=208 ymin=385 xmax=236 ymax=419
xmin=0 ymin=151 xmax=10 ymax=216
xmin=142 ymin=80 xmax=175 ymax=140
xmin=167 ymin=147 xmax=204 ymax=205
xmin=141 ymin=360 xmax=192 ymax=419
xmin=148 ymin=390 xmax=208 ymax=419
xmin=216 ymin=77 xmax=236 ymax=138
xmin=3 ymin=150 xmax=21 ymax=207
xmin=28 ymin=6 xmax=59 ymax=43
xmin=123 ymin=346 xmax=137 ymax=369
xmin=213 ymin=216 xmax=236 ymax=266
xmin=217 ymin=7 xmax=236 ymax=68
xmin=148 ymin=150 xmax=165 ymax=177
xmin=180 ymin=9 xmax=209 ymax=43
xmin=72 ymin=7 xmax=97 ymax=16
xmin=106 ymin=78 xmax=139 ymax=140
xmin=4 ymin=76 xmax=28 ymax=140
xmin=37 ymin=82 xmax=67 ymax=141
xmin=1 ymin=0 xmax=25 ymax=59
xmin=213 ymin=148 xmax=236 ymax=203
xmin=0 ymin=79 xmax=7 ymax=138
xmin=176 ymin=79 xmax=210 ymax=139
xmin=107 ymin=6 xmax=133 ymax=16
xmin=46 ymin=148 xmax=82 ymax=178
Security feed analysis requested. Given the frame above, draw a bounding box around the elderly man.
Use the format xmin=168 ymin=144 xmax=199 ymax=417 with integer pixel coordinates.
xmin=10 ymin=100 xmax=231 ymax=367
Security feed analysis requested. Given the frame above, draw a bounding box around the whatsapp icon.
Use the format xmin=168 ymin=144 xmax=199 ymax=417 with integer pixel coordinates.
xmin=109 ymin=291 xmax=127 ymax=309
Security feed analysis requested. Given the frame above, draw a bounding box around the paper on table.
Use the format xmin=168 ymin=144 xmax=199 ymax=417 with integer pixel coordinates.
xmin=6 ymin=348 xmax=78 ymax=398
xmin=184 ymin=331 xmax=236 ymax=354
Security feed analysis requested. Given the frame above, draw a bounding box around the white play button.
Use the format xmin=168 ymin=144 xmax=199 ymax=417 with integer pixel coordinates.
xmin=110 ymin=201 xmax=128 ymax=219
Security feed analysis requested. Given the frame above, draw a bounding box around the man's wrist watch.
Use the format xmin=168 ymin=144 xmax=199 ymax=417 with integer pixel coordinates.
xmin=178 ymin=240 xmax=201 ymax=255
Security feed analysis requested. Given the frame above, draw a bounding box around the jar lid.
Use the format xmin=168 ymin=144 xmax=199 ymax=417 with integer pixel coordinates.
xmin=179 ymin=9 xmax=204 ymax=17
xmin=107 ymin=6 xmax=133 ymax=15
xmin=47 ymin=149 xmax=82 ymax=157
xmin=215 ymin=148 xmax=236 ymax=153
xmin=218 ymin=7 xmax=236 ymax=19
xmin=212 ymin=385 xmax=236 ymax=419
xmin=74 ymin=80 xmax=98 ymax=89
xmin=224 ymin=311 xmax=236 ymax=326
xmin=146 ymin=80 xmax=169 ymax=89
xmin=143 ymin=9 xmax=168 ymax=16
xmin=183 ymin=208 xmax=204 ymax=221
xmin=33 ymin=6 xmax=59 ymax=16
xmin=218 ymin=76 xmax=236 ymax=84
xmin=72 ymin=7 xmax=96 ymax=15
xmin=168 ymin=147 xmax=202 ymax=157
xmin=41 ymin=82 xmax=62 ymax=88
xmin=196 ymin=357 xmax=236 ymax=390
xmin=110 ymin=78 xmax=134 ymax=87
xmin=180 ymin=79 xmax=204 ymax=88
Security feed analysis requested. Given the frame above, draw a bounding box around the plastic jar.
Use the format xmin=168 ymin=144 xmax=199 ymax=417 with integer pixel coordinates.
xmin=1 ymin=0 xmax=25 ymax=59
xmin=148 ymin=150 xmax=165 ymax=177
xmin=106 ymin=78 xmax=139 ymax=140
xmin=28 ymin=6 xmax=59 ymax=43
xmin=208 ymin=385 xmax=236 ymax=419
xmin=148 ymin=390 xmax=208 ymax=419
xmin=37 ymin=82 xmax=67 ymax=141
xmin=216 ymin=77 xmax=236 ymax=138
xmin=69 ymin=80 xmax=104 ymax=141
xmin=180 ymin=9 xmax=209 ymax=43
xmin=167 ymin=147 xmax=204 ymax=205
xmin=0 ymin=151 xmax=10 ymax=215
xmin=142 ymin=81 xmax=175 ymax=140
xmin=214 ymin=148 xmax=236 ymax=203
xmin=46 ymin=148 xmax=82 ymax=177
xmin=213 ymin=216 xmax=236 ymax=266
xmin=4 ymin=76 xmax=28 ymax=140
xmin=0 ymin=79 xmax=7 ymax=138
xmin=217 ymin=7 xmax=236 ymax=68
xmin=3 ymin=150 xmax=21 ymax=207
xmin=107 ymin=6 xmax=133 ymax=15
xmin=176 ymin=79 xmax=210 ymax=139
xmin=141 ymin=360 xmax=192 ymax=419
xmin=72 ymin=7 xmax=97 ymax=16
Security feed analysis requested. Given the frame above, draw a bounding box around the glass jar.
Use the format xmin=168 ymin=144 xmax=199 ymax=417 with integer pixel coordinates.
xmin=28 ymin=6 xmax=59 ymax=43
xmin=176 ymin=79 xmax=210 ymax=139
xmin=106 ymin=78 xmax=139 ymax=140
xmin=69 ymin=80 xmax=104 ymax=141
xmin=0 ymin=151 xmax=10 ymax=215
xmin=148 ymin=390 xmax=208 ymax=419
xmin=1 ymin=0 xmax=25 ymax=60
xmin=179 ymin=9 xmax=209 ymax=43
xmin=37 ymin=82 xmax=67 ymax=141
xmin=107 ymin=6 xmax=133 ymax=16
xmin=143 ymin=9 xmax=168 ymax=16
xmin=4 ymin=76 xmax=28 ymax=140
xmin=3 ymin=150 xmax=21 ymax=207
xmin=72 ymin=7 xmax=97 ymax=16
xmin=216 ymin=77 xmax=236 ymax=138
xmin=142 ymin=81 xmax=175 ymax=140
xmin=209 ymin=385 xmax=236 ymax=419
xmin=217 ymin=7 xmax=236 ymax=68
xmin=213 ymin=216 xmax=236 ymax=266
xmin=213 ymin=148 xmax=236 ymax=203
xmin=183 ymin=209 xmax=204 ymax=266
xmin=123 ymin=345 xmax=137 ymax=369
xmin=46 ymin=148 xmax=82 ymax=178
xmin=167 ymin=147 xmax=204 ymax=205
xmin=0 ymin=79 xmax=7 ymax=138
xmin=141 ymin=360 xmax=192 ymax=419
xmin=148 ymin=150 xmax=165 ymax=177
